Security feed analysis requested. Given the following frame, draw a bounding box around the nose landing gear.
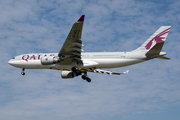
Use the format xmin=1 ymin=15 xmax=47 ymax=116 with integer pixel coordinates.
xmin=21 ymin=68 xmax=25 ymax=75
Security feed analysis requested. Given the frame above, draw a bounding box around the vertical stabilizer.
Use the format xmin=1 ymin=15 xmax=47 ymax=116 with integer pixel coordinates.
xmin=134 ymin=26 xmax=171 ymax=53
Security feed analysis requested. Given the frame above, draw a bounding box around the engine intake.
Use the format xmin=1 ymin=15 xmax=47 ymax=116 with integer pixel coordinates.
xmin=41 ymin=56 xmax=61 ymax=65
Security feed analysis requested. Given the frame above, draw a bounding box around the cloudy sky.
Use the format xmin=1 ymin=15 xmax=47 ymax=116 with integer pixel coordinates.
xmin=1 ymin=0 xmax=180 ymax=120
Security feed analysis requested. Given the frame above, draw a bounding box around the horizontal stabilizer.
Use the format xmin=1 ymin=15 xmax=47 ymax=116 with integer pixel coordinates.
xmin=146 ymin=42 xmax=164 ymax=55
xmin=145 ymin=42 xmax=171 ymax=60
xmin=112 ymin=70 xmax=129 ymax=75
xmin=94 ymin=69 xmax=129 ymax=75
xmin=156 ymin=56 xmax=171 ymax=60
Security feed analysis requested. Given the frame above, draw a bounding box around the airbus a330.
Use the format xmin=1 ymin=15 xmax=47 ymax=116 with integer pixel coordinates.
xmin=8 ymin=15 xmax=171 ymax=82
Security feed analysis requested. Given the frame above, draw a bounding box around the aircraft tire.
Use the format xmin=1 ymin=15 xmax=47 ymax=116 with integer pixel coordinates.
xmin=81 ymin=75 xmax=86 ymax=80
xmin=86 ymin=78 xmax=91 ymax=83
xmin=21 ymin=72 xmax=25 ymax=75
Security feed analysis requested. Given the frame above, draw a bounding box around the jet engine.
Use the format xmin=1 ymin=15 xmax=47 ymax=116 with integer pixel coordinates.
xmin=61 ymin=71 xmax=77 ymax=79
xmin=41 ymin=56 xmax=61 ymax=65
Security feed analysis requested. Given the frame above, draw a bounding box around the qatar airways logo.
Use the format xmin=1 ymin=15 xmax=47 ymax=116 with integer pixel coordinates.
xmin=22 ymin=54 xmax=55 ymax=62
xmin=145 ymin=28 xmax=170 ymax=50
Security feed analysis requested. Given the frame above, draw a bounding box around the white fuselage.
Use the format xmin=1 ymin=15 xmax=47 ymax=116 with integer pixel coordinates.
xmin=8 ymin=51 xmax=147 ymax=71
xmin=7 ymin=14 xmax=170 ymax=81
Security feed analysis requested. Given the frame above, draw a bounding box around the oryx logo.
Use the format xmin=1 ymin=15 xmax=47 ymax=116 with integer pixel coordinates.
xmin=145 ymin=28 xmax=170 ymax=50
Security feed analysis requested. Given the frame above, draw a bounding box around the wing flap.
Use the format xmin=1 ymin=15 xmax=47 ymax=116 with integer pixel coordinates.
xmin=93 ymin=69 xmax=129 ymax=75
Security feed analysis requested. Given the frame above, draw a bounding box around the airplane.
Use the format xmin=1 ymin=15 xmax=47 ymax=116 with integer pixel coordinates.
xmin=8 ymin=15 xmax=171 ymax=82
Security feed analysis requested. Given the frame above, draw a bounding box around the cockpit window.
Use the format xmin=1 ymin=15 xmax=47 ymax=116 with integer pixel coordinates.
xmin=12 ymin=57 xmax=15 ymax=59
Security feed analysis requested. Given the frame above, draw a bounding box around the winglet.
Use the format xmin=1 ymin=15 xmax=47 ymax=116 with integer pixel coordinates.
xmin=77 ymin=15 xmax=85 ymax=22
xmin=123 ymin=70 xmax=129 ymax=74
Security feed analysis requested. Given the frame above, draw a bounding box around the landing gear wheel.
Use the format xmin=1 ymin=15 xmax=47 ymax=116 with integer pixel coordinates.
xmin=81 ymin=75 xmax=86 ymax=80
xmin=81 ymin=74 xmax=91 ymax=82
xmin=21 ymin=72 xmax=25 ymax=75
xmin=86 ymin=78 xmax=91 ymax=83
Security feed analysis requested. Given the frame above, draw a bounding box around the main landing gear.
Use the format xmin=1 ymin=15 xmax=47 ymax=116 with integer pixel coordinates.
xmin=21 ymin=68 xmax=25 ymax=75
xmin=82 ymin=74 xmax=91 ymax=83
xmin=71 ymin=67 xmax=91 ymax=83
xmin=71 ymin=67 xmax=82 ymax=76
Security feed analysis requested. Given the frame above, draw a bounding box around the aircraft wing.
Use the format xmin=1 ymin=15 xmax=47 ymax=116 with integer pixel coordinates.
xmin=58 ymin=15 xmax=85 ymax=64
xmin=93 ymin=69 xmax=129 ymax=75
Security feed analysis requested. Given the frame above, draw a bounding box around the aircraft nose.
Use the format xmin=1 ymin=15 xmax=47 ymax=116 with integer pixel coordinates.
xmin=8 ymin=59 xmax=12 ymax=65
xmin=8 ymin=59 xmax=15 ymax=66
xmin=8 ymin=59 xmax=22 ymax=68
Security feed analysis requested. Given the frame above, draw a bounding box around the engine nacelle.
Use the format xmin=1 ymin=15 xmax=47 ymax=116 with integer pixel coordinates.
xmin=41 ymin=56 xmax=60 ymax=65
xmin=61 ymin=71 xmax=76 ymax=79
